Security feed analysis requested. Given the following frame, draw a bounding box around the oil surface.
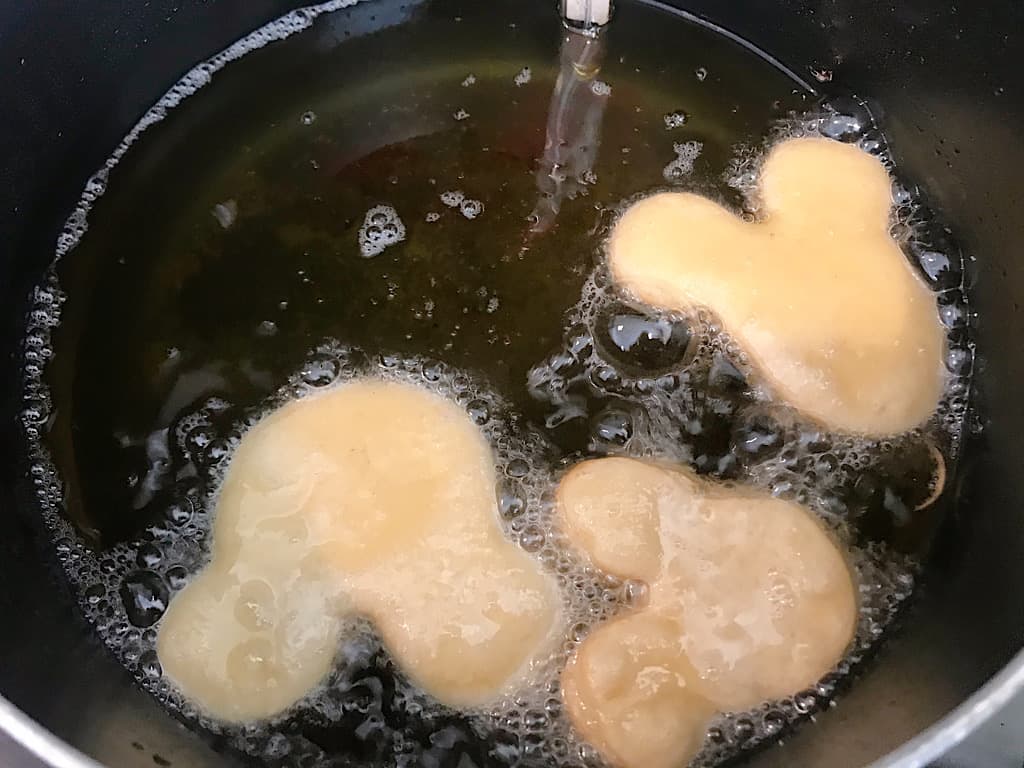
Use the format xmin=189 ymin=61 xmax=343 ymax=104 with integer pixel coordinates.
xmin=44 ymin=0 xmax=818 ymax=549
xmin=19 ymin=0 xmax=973 ymax=766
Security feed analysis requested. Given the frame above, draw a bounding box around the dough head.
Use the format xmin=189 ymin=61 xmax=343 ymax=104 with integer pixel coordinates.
xmin=159 ymin=380 xmax=560 ymax=721
xmin=558 ymin=457 xmax=857 ymax=767
xmin=608 ymin=137 xmax=945 ymax=435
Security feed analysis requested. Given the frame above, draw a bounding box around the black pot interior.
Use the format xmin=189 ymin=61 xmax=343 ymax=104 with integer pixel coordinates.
xmin=1 ymin=1 xmax=1022 ymax=767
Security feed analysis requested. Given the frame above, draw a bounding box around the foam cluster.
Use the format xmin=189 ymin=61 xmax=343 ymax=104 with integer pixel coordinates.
xmin=358 ymin=205 xmax=406 ymax=258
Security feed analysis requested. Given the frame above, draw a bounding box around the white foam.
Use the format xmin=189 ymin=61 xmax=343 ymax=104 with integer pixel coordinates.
xmin=440 ymin=190 xmax=465 ymax=208
xmin=664 ymin=110 xmax=688 ymax=130
xmin=357 ymin=204 xmax=405 ymax=258
xmin=460 ymin=199 xmax=484 ymax=220
xmin=663 ymin=140 xmax=703 ymax=182
xmin=212 ymin=200 xmax=237 ymax=229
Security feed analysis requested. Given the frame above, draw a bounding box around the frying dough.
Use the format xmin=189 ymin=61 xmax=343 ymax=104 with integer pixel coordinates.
xmin=158 ymin=380 xmax=560 ymax=722
xmin=562 ymin=612 xmax=715 ymax=768
xmin=559 ymin=457 xmax=857 ymax=768
xmin=608 ymin=136 xmax=945 ymax=435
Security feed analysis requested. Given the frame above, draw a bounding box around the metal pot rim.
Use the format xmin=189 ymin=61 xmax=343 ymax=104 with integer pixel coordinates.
xmin=3 ymin=649 xmax=1024 ymax=768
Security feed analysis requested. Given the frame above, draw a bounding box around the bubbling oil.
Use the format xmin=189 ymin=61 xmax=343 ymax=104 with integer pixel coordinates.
xmin=18 ymin=0 xmax=973 ymax=766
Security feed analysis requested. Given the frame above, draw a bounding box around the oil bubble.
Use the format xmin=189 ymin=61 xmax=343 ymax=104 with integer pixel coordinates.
xmin=120 ymin=570 xmax=169 ymax=628
xmin=664 ymin=110 xmax=688 ymax=130
xmin=595 ymin=303 xmax=692 ymax=375
xmin=358 ymin=205 xmax=405 ymax=258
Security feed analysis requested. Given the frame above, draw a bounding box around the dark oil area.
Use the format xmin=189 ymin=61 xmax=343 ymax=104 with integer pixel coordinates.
xmin=47 ymin=0 xmax=817 ymax=549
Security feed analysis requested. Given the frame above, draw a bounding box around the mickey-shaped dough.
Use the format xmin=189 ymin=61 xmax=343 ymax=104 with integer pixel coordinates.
xmin=158 ymin=380 xmax=560 ymax=722
xmin=609 ymin=136 xmax=945 ymax=435
xmin=558 ymin=457 xmax=857 ymax=768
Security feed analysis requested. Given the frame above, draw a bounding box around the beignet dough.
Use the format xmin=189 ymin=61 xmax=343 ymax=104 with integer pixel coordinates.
xmin=158 ymin=380 xmax=560 ymax=722
xmin=559 ymin=457 xmax=857 ymax=768
xmin=608 ymin=137 xmax=945 ymax=435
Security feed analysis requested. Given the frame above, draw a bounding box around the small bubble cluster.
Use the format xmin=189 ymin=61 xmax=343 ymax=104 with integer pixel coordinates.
xmin=434 ymin=192 xmax=485 ymax=222
xmin=358 ymin=204 xmax=406 ymax=258
xmin=440 ymin=190 xmax=465 ymax=208
xmin=460 ymin=199 xmax=485 ymax=220
xmin=663 ymin=140 xmax=703 ymax=182
xmin=514 ymin=66 xmax=532 ymax=87
xmin=663 ymin=110 xmax=688 ymax=130
xmin=590 ymin=80 xmax=612 ymax=97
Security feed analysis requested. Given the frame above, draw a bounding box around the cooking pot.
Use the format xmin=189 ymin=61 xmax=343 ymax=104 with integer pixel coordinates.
xmin=1 ymin=1 xmax=1022 ymax=767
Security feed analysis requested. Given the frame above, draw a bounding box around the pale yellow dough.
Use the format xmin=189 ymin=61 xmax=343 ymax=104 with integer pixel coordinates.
xmin=559 ymin=457 xmax=857 ymax=768
xmin=608 ymin=136 xmax=945 ymax=435
xmin=158 ymin=380 xmax=560 ymax=722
